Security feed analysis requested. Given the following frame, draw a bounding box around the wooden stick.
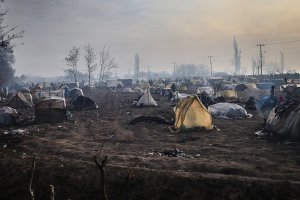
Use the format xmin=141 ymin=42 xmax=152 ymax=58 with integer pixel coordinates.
xmin=94 ymin=155 xmax=109 ymax=200
xmin=29 ymin=154 xmax=36 ymax=200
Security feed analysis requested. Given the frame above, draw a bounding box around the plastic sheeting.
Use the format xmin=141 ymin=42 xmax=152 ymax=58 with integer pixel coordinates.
xmin=208 ymin=102 xmax=252 ymax=118
xmin=197 ymin=87 xmax=214 ymax=96
xmin=122 ymin=87 xmax=133 ymax=93
xmin=215 ymin=90 xmax=238 ymax=99
xmin=266 ymin=101 xmax=300 ymax=139
xmin=174 ymin=96 xmax=213 ymax=130
xmin=0 ymin=106 xmax=18 ymax=126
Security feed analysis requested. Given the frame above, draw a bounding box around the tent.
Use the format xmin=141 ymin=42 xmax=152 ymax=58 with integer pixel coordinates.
xmin=266 ymin=101 xmax=300 ymax=139
xmin=134 ymin=87 xmax=144 ymax=94
xmin=256 ymin=82 xmax=274 ymax=89
xmin=20 ymin=87 xmax=30 ymax=93
xmin=215 ymin=90 xmax=238 ymax=99
xmin=106 ymin=80 xmax=124 ymax=88
xmin=7 ymin=92 xmax=33 ymax=108
xmin=208 ymin=102 xmax=252 ymax=118
xmin=122 ymin=87 xmax=133 ymax=93
xmin=140 ymin=82 xmax=150 ymax=90
xmin=149 ymin=86 xmax=161 ymax=94
xmin=197 ymin=87 xmax=214 ymax=96
xmin=0 ymin=106 xmax=19 ymax=126
xmin=235 ymin=84 xmax=248 ymax=91
xmin=178 ymin=84 xmax=188 ymax=92
xmin=174 ymin=96 xmax=213 ymax=130
xmin=246 ymin=83 xmax=258 ymax=90
xmin=35 ymin=97 xmax=67 ymax=123
xmin=68 ymin=88 xmax=83 ymax=98
xmin=136 ymin=89 xmax=157 ymax=107
xmin=70 ymin=96 xmax=98 ymax=110
xmin=173 ymin=92 xmax=191 ymax=101
xmin=258 ymin=96 xmax=278 ymax=115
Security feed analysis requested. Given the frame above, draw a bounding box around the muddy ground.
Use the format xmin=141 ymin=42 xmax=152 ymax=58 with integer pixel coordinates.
xmin=0 ymin=88 xmax=300 ymax=200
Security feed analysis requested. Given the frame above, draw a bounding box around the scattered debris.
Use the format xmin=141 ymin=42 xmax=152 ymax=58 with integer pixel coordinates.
xmin=159 ymin=148 xmax=186 ymax=157
xmin=129 ymin=115 xmax=173 ymax=125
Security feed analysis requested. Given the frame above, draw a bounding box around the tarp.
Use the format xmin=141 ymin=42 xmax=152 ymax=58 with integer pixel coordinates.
xmin=197 ymin=87 xmax=214 ymax=96
xmin=136 ymin=89 xmax=157 ymax=107
xmin=7 ymin=92 xmax=33 ymax=108
xmin=106 ymin=80 xmax=124 ymax=88
xmin=69 ymin=88 xmax=83 ymax=98
xmin=36 ymin=97 xmax=66 ymax=109
xmin=178 ymin=84 xmax=188 ymax=92
xmin=174 ymin=96 xmax=213 ymax=130
xmin=122 ymin=87 xmax=133 ymax=93
xmin=245 ymin=83 xmax=258 ymax=90
xmin=256 ymin=82 xmax=274 ymax=89
xmin=215 ymin=90 xmax=238 ymax=99
xmin=173 ymin=92 xmax=191 ymax=100
xmin=70 ymin=96 xmax=98 ymax=110
xmin=208 ymin=102 xmax=252 ymax=118
xmin=134 ymin=87 xmax=144 ymax=94
xmin=35 ymin=97 xmax=66 ymax=123
xmin=0 ymin=106 xmax=18 ymax=126
xmin=266 ymin=101 xmax=300 ymax=139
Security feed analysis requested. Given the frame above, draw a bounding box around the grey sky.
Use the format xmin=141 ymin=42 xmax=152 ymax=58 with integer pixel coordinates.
xmin=6 ymin=0 xmax=300 ymax=77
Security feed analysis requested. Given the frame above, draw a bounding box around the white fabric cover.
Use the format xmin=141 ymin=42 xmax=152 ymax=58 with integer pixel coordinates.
xmin=208 ymin=103 xmax=251 ymax=118
xmin=136 ymin=89 xmax=157 ymax=106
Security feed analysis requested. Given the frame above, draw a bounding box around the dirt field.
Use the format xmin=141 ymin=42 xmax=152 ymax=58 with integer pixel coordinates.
xmin=1 ymin=88 xmax=300 ymax=200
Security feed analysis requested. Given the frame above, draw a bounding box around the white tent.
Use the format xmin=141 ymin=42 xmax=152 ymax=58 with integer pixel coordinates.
xmin=208 ymin=103 xmax=252 ymax=118
xmin=136 ymin=89 xmax=157 ymax=107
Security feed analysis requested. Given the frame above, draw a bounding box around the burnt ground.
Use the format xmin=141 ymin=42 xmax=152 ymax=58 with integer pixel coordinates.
xmin=0 ymin=88 xmax=300 ymax=200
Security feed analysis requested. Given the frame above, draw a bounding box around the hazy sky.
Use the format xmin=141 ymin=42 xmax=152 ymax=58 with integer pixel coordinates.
xmin=5 ymin=0 xmax=300 ymax=77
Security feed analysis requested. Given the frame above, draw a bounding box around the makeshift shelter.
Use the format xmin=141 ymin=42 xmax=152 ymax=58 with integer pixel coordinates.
xmin=134 ymin=87 xmax=144 ymax=94
xmin=246 ymin=83 xmax=258 ymax=90
xmin=256 ymin=82 xmax=274 ymax=90
xmin=122 ymin=87 xmax=133 ymax=93
xmin=70 ymin=96 xmax=98 ymax=110
xmin=8 ymin=92 xmax=33 ymax=108
xmin=149 ymin=86 xmax=161 ymax=94
xmin=68 ymin=88 xmax=83 ymax=99
xmin=208 ymin=103 xmax=252 ymax=118
xmin=258 ymin=96 xmax=278 ymax=114
xmin=235 ymin=84 xmax=248 ymax=91
xmin=174 ymin=96 xmax=213 ymax=130
xmin=266 ymin=101 xmax=300 ymax=139
xmin=178 ymin=84 xmax=188 ymax=92
xmin=197 ymin=87 xmax=214 ymax=96
xmin=173 ymin=92 xmax=191 ymax=101
xmin=35 ymin=97 xmax=67 ymax=123
xmin=0 ymin=106 xmax=19 ymax=126
xmin=215 ymin=90 xmax=238 ymax=99
xmin=136 ymin=89 xmax=157 ymax=107
xmin=166 ymin=82 xmax=176 ymax=92
xmin=106 ymin=80 xmax=124 ymax=88
xmin=140 ymin=82 xmax=150 ymax=90
xmin=20 ymin=87 xmax=30 ymax=93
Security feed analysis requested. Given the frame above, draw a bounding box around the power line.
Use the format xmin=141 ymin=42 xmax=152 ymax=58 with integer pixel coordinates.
xmin=266 ymin=39 xmax=300 ymax=45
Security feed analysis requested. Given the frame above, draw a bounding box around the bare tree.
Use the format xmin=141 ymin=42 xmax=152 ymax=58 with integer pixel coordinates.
xmin=98 ymin=46 xmax=118 ymax=82
xmin=233 ymin=36 xmax=241 ymax=75
xmin=134 ymin=54 xmax=140 ymax=85
xmin=279 ymin=51 xmax=284 ymax=74
xmin=85 ymin=44 xmax=97 ymax=86
xmin=64 ymin=47 xmax=80 ymax=82
xmin=0 ymin=3 xmax=24 ymax=87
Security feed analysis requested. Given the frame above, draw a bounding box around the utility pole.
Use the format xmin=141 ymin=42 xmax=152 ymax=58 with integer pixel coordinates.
xmin=257 ymin=44 xmax=265 ymax=75
xmin=147 ymin=66 xmax=150 ymax=81
xmin=208 ymin=56 xmax=214 ymax=77
xmin=173 ymin=62 xmax=176 ymax=81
